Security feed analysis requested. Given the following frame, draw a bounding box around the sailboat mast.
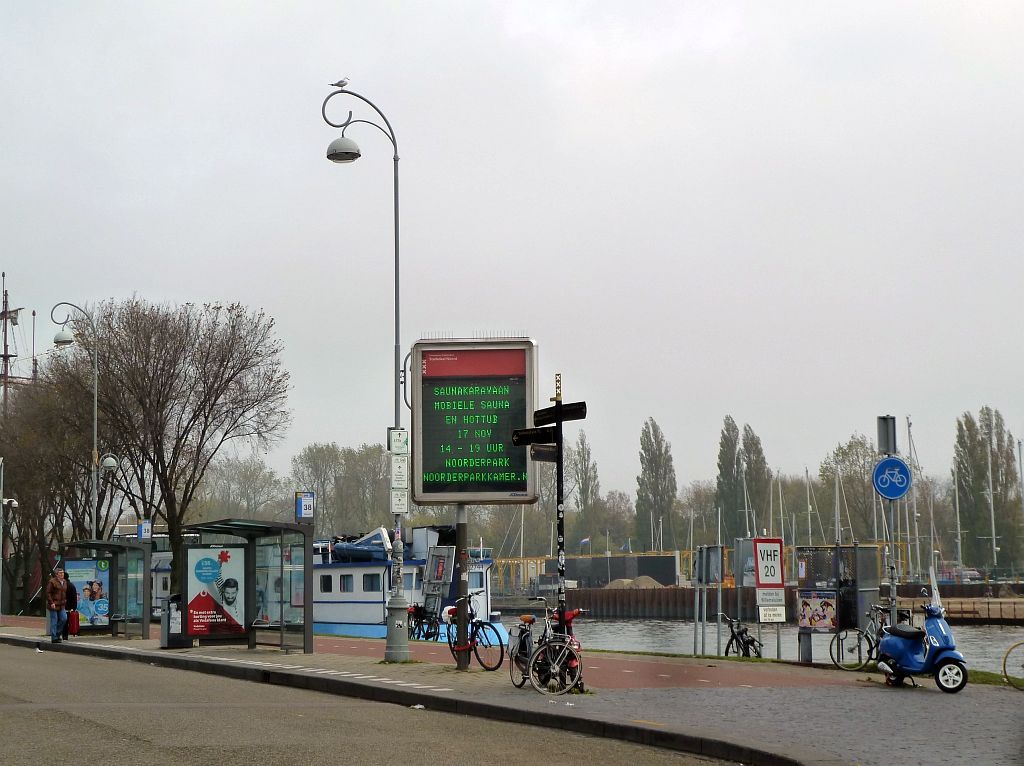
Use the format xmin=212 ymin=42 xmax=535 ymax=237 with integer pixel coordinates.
xmin=907 ymin=416 xmax=922 ymax=581
xmin=804 ymin=467 xmax=812 ymax=546
xmin=2 ymin=272 xmax=8 ymax=417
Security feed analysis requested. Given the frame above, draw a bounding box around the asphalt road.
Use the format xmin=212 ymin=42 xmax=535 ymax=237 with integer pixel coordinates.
xmin=0 ymin=644 xmax=730 ymax=766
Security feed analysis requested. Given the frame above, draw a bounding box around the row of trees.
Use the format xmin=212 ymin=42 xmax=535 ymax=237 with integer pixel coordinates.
xmin=0 ymin=300 xmax=290 ymax=610
xmin=2 ymin=297 xmax=1020 ymax=613
xmin=191 ymin=405 xmax=1022 ymax=581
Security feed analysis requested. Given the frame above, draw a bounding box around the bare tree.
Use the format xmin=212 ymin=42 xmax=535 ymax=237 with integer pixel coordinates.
xmin=95 ymin=300 xmax=290 ymax=590
xmin=196 ymin=452 xmax=287 ymax=522
xmin=291 ymin=442 xmax=344 ymax=535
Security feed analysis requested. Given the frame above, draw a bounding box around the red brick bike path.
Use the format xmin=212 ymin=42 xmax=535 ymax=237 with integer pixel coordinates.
xmin=4 ymin=615 xmax=863 ymax=690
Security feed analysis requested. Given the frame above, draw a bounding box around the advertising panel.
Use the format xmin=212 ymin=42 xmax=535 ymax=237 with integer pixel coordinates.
xmin=185 ymin=546 xmax=246 ymax=636
xmin=65 ymin=558 xmax=111 ymax=628
xmin=412 ymin=339 xmax=537 ymax=505
xmin=797 ymin=590 xmax=837 ymax=631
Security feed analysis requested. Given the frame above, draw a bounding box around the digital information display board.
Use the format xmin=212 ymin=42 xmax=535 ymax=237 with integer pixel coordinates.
xmin=412 ymin=339 xmax=538 ymax=505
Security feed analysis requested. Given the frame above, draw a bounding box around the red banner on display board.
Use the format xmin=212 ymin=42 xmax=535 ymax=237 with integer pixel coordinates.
xmin=421 ymin=348 xmax=526 ymax=378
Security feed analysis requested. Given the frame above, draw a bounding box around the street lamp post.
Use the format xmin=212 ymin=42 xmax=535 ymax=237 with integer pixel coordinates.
xmin=51 ymin=302 xmax=99 ymax=540
xmin=322 ymin=78 xmax=408 ymax=662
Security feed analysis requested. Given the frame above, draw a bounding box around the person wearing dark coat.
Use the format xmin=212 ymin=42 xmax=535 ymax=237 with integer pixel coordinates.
xmin=61 ymin=579 xmax=79 ymax=640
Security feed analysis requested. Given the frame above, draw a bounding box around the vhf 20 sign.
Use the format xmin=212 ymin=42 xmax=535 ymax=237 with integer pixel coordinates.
xmin=753 ymin=538 xmax=784 ymax=587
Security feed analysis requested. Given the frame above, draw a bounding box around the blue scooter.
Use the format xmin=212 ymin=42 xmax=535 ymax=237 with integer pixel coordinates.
xmin=876 ymin=569 xmax=967 ymax=693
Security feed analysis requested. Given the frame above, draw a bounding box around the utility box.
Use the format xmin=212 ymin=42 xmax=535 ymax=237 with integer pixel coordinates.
xmin=159 ymin=595 xmax=193 ymax=649
xmin=796 ymin=545 xmax=880 ymax=632
xmin=732 ymin=537 xmax=755 ymax=620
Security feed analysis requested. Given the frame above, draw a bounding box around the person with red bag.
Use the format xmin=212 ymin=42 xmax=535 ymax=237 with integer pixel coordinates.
xmin=45 ymin=567 xmax=68 ymax=643
xmin=62 ymin=578 xmax=79 ymax=639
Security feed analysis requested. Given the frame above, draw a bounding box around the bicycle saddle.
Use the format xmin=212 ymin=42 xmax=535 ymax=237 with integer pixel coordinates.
xmin=886 ymin=623 xmax=926 ymax=641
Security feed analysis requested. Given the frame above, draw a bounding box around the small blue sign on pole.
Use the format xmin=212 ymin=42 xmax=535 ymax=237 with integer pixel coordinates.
xmin=295 ymin=491 xmax=315 ymax=523
xmin=872 ymin=456 xmax=912 ymax=500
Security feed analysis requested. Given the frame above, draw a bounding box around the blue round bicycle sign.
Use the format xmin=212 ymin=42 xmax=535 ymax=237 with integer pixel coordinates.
xmin=872 ymin=456 xmax=912 ymax=500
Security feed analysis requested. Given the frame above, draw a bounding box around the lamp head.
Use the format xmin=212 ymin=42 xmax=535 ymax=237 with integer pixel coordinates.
xmin=327 ymin=135 xmax=361 ymax=163
xmin=100 ymin=455 xmax=119 ymax=471
xmin=53 ymin=327 xmax=75 ymax=347
xmin=3 ymin=498 xmax=18 ymax=509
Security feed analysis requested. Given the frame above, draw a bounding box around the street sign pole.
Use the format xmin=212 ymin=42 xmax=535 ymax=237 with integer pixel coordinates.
xmin=873 ymin=452 xmax=911 ymax=628
xmin=512 ymin=374 xmax=586 ymax=634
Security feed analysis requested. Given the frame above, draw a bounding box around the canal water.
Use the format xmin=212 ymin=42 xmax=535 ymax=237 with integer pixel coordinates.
xmin=570 ymin=619 xmax=1024 ymax=676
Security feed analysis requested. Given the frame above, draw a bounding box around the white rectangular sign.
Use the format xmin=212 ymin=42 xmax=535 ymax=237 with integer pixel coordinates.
xmin=390 ymin=489 xmax=409 ymax=516
xmin=391 ymin=454 xmax=409 ymax=490
xmin=389 ymin=428 xmax=410 ymax=455
xmin=753 ymin=538 xmax=784 ymax=587
xmin=756 ymin=587 xmax=786 ymax=607
xmin=758 ymin=605 xmax=786 ymax=623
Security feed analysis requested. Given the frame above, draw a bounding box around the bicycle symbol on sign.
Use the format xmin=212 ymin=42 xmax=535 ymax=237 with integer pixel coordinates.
xmin=876 ymin=467 xmax=908 ymax=489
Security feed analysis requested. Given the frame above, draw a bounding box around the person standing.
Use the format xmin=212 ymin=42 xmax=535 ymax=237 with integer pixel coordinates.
xmin=46 ymin=566 xmax=68 ymax=644
xmin=61 ymin=577 xmax=79 ymax=640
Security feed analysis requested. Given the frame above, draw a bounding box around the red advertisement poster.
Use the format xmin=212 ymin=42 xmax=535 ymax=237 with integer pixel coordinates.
xmin=186 ymin=547 xmax=246 ymax=636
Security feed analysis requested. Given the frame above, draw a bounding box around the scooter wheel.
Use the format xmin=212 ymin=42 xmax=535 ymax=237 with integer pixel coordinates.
xmin=934 ymin=659 xmax=968 ymax=693
xmin=885 ymin=674 xmax=905 ymax=687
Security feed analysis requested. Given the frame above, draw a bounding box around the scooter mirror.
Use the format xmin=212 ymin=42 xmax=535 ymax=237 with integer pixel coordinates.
xmin=920 ymin=587 xmax=929 ymax=597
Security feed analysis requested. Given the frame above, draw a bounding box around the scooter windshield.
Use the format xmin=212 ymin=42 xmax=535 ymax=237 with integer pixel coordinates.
xmin=929 ymin=566 xmax=942 ymax=609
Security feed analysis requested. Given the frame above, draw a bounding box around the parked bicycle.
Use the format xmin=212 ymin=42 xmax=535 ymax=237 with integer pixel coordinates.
xmin=718 ymin=613 xmax=763 ymax=658
xmin=1003 ymin=641 xmax=1024 ymax=691
xmin=445 ymin=590 xmax=503 ymax=671
xmin=829 ymin=603 xmax=889 ymax=671
xmin=508 ymin=608 xmax=538 ymax=688
xmin=525 ymin=598 xmax=587 ymax=695
xmin=407 ymin=603 xmax=441 ymax=641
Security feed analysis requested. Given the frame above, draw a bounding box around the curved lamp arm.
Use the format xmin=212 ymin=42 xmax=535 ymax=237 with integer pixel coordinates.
xmin=50 ymin=301 xmax=96 ymax=333
xmin=322 ymin=87 xmax=399 ymax=156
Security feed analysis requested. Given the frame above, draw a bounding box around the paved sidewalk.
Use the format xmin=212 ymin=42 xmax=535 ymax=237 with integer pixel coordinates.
xmin=1 ymin=620 xmax=1020 ymax=766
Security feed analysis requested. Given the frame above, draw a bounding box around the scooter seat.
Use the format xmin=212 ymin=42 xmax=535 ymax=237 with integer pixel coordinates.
xmin=887 ymin=623 xmax=926 ymax=641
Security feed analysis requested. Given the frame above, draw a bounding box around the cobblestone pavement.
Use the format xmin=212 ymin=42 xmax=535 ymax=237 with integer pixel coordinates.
xmin=1 ymin=620 xmax=1021 ymax=765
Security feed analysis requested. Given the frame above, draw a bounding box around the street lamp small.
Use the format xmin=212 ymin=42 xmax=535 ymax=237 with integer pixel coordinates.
xmin=51 ymin=301 xmax=100 ymax=540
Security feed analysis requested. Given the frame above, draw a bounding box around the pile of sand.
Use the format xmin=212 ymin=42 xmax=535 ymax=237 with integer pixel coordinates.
xmin=603 ymin=576 xmax=664 ymax=589
xmin=631 ymin=575 xmax=663 ymax=589
xmin=604 ymin=578 xmax=634 ymax=589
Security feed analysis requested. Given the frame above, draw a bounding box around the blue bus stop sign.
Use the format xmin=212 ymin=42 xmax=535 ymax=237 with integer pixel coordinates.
xmin=872 ymin=456 xmax=912 ymax=500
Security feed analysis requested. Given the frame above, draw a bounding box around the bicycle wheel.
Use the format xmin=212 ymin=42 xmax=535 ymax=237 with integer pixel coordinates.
xmin=528 ymin=639 xmax=582 ymax=695
xmin=830 ymin=629 xmax=872 ymax=671
xmin=446 ymin=621 xmax=459 ymax=662
xmin=1003 ymin=641 xmax=1024 ymax=691
xmin=724 ymin=637 xmax=740 ymax=657
xmin=472 ymin=622 xmax=504 ymax=671
xmin=508 ymin=631 xmax=530 ymax=688
xmin=747 ymin=638 xmax=763 ymax=659
xmin=422 ymin=617 xmax=440 ymax=642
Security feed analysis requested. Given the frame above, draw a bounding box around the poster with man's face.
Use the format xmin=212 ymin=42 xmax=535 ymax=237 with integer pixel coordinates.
xmin=186 ymin=547 xmax=246 ymax=636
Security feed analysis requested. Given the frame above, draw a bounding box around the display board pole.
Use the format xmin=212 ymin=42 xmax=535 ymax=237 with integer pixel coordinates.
xmin=455 ymin=503 xmax=469 ymax=671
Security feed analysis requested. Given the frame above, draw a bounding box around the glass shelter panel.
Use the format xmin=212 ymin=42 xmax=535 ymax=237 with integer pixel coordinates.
xmin=122 ymin=547 xmax=146 ymax=639
xmin=254 ymin=534 xmax=307 ymax=650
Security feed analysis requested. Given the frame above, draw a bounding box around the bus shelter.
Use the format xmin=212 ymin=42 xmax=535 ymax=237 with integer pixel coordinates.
xmin=181 ymin=519 xmax=313 ymax=653
xmin=61 ymin=539 xmax=151 ymax=640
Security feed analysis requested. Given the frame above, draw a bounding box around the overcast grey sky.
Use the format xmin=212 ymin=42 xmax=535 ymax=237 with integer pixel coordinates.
xmin=3 ymin=2 xmax=1022 ymax=499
